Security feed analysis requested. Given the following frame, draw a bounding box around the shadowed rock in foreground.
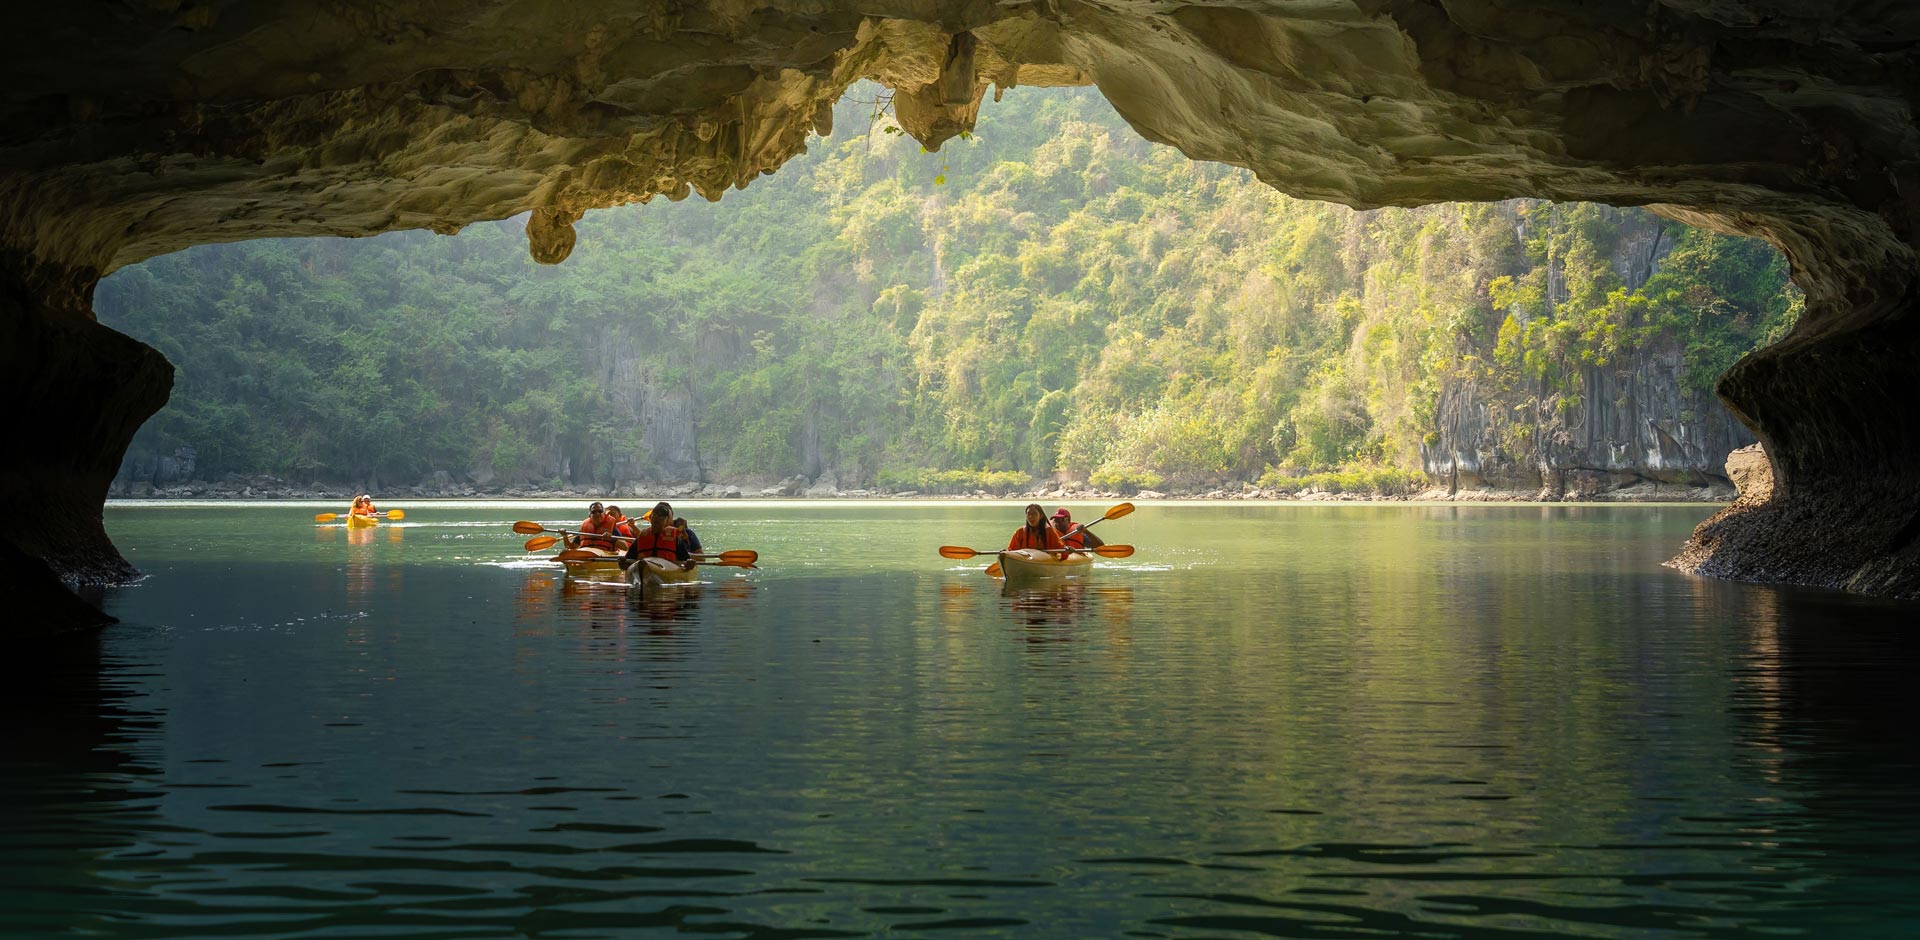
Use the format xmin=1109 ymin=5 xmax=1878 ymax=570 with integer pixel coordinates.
xmin=3 ymin=1 xmax=1919 ymax=627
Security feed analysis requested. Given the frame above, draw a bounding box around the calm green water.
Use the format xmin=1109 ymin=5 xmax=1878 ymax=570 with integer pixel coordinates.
xmin=5 ymin=501 xmax=1918 ymax=939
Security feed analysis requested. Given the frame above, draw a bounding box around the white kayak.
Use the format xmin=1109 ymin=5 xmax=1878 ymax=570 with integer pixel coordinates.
xmin=995 ymin=548 xmax=1095 ymax=581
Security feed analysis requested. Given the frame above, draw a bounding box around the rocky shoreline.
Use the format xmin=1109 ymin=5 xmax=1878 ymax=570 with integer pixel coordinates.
xmin=108 ymin=475 xmax=1735 ymax=504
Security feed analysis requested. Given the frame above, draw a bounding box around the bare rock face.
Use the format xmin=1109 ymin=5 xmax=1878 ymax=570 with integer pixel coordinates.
xmin=5 ymin=1 xmax=1920 ymax=623
xmin=1724 ymin=444 xmax=1774 ymax=505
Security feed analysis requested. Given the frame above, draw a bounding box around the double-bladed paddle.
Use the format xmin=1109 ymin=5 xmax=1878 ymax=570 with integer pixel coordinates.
xmin=551 ymin=548 xmax=760 ymax=569
xmin=938 ymin=501 xmax=1137 ymax=576
xmin=939 ymin=543 xmax=1135 ymax=560
xmin=315 ymin=509 xmax=404 ymax=523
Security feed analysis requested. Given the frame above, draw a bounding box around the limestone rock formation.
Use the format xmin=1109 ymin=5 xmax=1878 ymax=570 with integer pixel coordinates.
xmin=1724 ymin=444 xmax=1774 ymax=505
xmin=7 ymin=1 xmax=1920 ymax=625
xmin=1424 ymin=206 xmax=1755 ymax=497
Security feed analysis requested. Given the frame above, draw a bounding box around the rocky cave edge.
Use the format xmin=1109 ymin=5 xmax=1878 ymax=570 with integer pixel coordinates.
xmin=5 ymin=1 xmax=1918 ymax=630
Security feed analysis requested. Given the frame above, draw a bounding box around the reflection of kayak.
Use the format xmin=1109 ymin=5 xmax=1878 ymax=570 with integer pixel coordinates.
xmin=995 ymin=548 xmax=1094 ymax=581
xmin=626 ymin=556 xmax=699 ymax=591
xmin=346 ymin=514 xmax=379 ymax=529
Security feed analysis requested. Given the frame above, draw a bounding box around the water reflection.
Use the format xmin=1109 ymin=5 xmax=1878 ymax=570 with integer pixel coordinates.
xmin=45 ymin=506 xmax=1920 ymax=938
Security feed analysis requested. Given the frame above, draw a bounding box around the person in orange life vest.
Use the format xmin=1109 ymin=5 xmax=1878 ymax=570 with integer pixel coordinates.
xmin=1050 ymin=507 xmax=1104 ymax=552
xmin=622 ymin=501 xmax=693 ymax=570
xmin=1008 ymin=503 xmax=1065 ymax=551
xmin=568 ymin=501 xmax=620 ymax=552
xmin=349 ymin=494 xmax=378 ymax=517
xmin=605 ymin=505 xmax=637 ymax=540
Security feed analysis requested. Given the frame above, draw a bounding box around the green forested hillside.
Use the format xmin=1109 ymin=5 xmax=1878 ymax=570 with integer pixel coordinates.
xmin=99 ymin=86 xmax=1799 ymax=493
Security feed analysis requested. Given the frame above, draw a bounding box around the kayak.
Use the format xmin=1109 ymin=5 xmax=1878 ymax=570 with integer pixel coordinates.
xmin=345 ymin=514 xmax=379 ymax=529
xmin=625 ymin=556 xmax=700 ymax=591
xmin=995 ymin=548 xmax=1094 ymax=581
xmin=557 ymin=548 xmax=626 ymax=583
xmin=557 ymin=550 xmax=699 ymax=588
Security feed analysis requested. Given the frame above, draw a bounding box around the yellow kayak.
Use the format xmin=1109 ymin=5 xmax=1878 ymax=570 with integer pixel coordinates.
xmin=345 ymin=514 xmax=379 ymax=529
xmin=558 ymin=551 xmax=700 ymax=588
xmin=625 ymin=556 xmax=701 ymax=591
xmin=995 ymin=548 xmax=1094 ymax=581
xmin=557 ymin=548 xmax=626 ymax=583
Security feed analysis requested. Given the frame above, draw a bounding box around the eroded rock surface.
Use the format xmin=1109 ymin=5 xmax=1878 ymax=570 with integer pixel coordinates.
xmin=5 ymin=1 xmax=1920 ymax=624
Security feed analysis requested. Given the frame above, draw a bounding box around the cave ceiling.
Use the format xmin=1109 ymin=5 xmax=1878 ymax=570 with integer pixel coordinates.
xmin=1 ymin=0 xmax=1915 ymax=317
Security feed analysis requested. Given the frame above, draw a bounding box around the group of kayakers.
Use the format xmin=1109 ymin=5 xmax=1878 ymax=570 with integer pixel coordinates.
xmin=569 ymin=500 xmax=704 ymax=571
xmin=349 ymin=495 xmax=379 ymax=517
xmin=1010 ymin=503 xmax=1105 ymax=552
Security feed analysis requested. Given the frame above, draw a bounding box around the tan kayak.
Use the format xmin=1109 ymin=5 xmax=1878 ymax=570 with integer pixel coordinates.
xmin=558 ymin=550 xmax=701 ymax=587
xmin=625 ymin=556 xmax=700 ymax=591
xmin=556 ymin=548 xmax=626 ymax=583
xmin=994 ymin=548 xmax=1095 ymax=581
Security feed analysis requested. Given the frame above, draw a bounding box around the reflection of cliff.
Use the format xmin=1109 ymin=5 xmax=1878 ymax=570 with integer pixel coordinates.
xmin=0 ymin=638 xmax=154 ymax=925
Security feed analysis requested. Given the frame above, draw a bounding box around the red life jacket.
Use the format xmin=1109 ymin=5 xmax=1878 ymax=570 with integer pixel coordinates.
xmin=1060 ymin=525 xmax=1087 ymax=549
xmin=1008 ymin=525 xmax=1063 ymax=551
xmin=628 ymin=526 xmax=680 ymax=560
xmin=577 ymin=515 xmax=619 ymax=551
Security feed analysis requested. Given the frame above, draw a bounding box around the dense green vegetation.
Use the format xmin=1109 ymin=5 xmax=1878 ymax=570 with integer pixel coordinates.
xmin=100 ymin=86 xmax=1799 ymax=490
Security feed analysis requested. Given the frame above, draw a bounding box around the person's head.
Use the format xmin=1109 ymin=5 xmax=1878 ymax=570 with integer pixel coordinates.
xmin=588 ymin=501 xmax=605 ymax=520
xmin=673 ymin=517 xmax=688 ymax=529
xmin=606 ymin=505 xmax=625 ymax=521
xmin=1024 ymin=503 xmax=1045 ymax=527
xmin=1051 ymin=508 xmax=1072 ymax=532
xmin=649 ymin=501 xmax=673 ymax=530
xmin=355 ymin=495 xmax=370 ymax=507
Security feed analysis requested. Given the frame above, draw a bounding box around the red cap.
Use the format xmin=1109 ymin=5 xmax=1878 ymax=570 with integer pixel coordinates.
xmin=1052 ymin=508 xmax=1071 ymax=520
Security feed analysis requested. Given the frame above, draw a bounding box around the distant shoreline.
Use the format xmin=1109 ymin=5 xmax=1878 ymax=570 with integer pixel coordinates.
xmin=106 ymin=485 xmax=1735 ymax=506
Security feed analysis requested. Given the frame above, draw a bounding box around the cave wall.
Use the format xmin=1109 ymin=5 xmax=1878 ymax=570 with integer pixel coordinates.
xmin=5 ymin=0 xmax=1920 ymax=624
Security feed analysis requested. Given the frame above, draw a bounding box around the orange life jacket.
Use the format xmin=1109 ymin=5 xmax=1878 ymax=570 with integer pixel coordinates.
xmin=1059 ymin=525 xmax=1087 ymax=549
xmin=627 ymin=526 xmax=680 ymax=560
xmin=351 ymin=503 xmax=376 ymax=516
xmin=1008 ymin=525 xmax=1063 ymax=551
xmin=577 ymin=515 xmax=619 ymax=551
xmin=608 ymin=516 xmax=635 ymax=538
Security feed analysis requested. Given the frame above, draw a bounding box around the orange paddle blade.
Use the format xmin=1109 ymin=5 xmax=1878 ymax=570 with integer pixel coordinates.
xmin=1093 ymin=544 xmax=1134 ymax=558
xmin=383 ymin=509 xmax=404 ymax=520
xmin=512 ymin=520 xmax=546 ymax=535
xmin=985 ymin=563 xmax=1004 ymax=578
xmin=313 ymin=512 xmax=338 ymax=523
xmin=711 ymin=550 xmax=758 ymax=566
xmin=553 ymin=549 xmax=604 ymax=562
xmin=524 ymin=535 xmax=561 ymax=551
xmin=939 ymin=545 xmax=984 ymax=559
xmin=1103 ymin=502 xmax=1136 ymax=520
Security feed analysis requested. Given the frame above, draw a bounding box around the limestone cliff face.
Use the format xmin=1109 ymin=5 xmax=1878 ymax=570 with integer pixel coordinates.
xmin=1425 ymin=342 xmax=1752 ymax=497
xmin=1424 ymin=207 xmax=1755 ymax=496
xmin=8 ymin=0 xmax=1920 ymax=625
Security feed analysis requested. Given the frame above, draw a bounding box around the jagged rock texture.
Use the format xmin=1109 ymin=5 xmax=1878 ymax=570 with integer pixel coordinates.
xmin=5 ymin=0 xmax=1920 ymax=626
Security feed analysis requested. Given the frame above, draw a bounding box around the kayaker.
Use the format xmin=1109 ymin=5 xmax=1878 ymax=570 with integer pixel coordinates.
xmin=1051 ymin=508 xmax=1104 ymax=551
xmin=606 ymin=505 xmax=636 ymax=539
xmin=349 ymin=494 xmax=378 ymax=517
xmin=673 ymin=516 xmax=703 ymax=555
xmin=1008 ymin=503 xmax=1065 ymax=551
xmin=622 ymin=501 xmax=693 ymax=570
xmin=568 ymin=501 xmax=621 ymax=552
